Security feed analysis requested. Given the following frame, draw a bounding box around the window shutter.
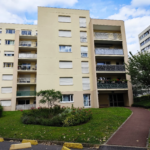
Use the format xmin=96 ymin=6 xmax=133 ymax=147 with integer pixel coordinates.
xmin=60 ymin=78 xmax=73 ymax=85
xmin=59 ymin=61 xmax=73 ymax=68
xmin=1 ymin=87 xmax=12 ymax=93
xmin=0 ymin=100 xmax=11 ymax=106
xmin=58 ymin=16 xmax=71 ymax=22
xmin=0 ymin=40 xmax=1 ymax=44
xmin=79 ymin=18 xmax=86 ymax=28
xmin=81 ymin=46 xmax=88 ymax=53
xmin=82 ymin=78 xmax=90 ymax=90
xmin=2 ymin=75 xmax=13 ymax=80
xmin=4 ymin=51 xmax=14 ymax=55
xmin=80 ymin=32 xmax=87 ymax=42
xmin=59 ymin=30 xmax=71 ymax=37
xmin=81 ymin=62 xmax=89 ymax=74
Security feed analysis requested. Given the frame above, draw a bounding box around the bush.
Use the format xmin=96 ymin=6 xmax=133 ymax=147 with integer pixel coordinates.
xmin=21 ymin=106 xmax=92 ymax=127
xmin=0 ymin=104 xmax=3 ymax=117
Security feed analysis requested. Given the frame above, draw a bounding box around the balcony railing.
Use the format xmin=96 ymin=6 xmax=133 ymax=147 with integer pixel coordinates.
xmin=19 ymin=41 xmax=37 ymax=47
xmin=96 ymin=65 xmax=125 ymax=71
xmin=16 ymin=104 xmax=36 ymax=110
xmin=19 ymin=53 xmax=37 ymax=59
xmin=17 ymin=91 xmax=36 ymax=96
xmin=17 ymin=78 xmax=36 ymax=83
xmin=94 ymin=32 xmax=122 ymax=41
xmin=18 ymin=65 xmax=37 ymax=71
xmin=95 ymin=48 xmax=124 ymax=55
xmin=20 ymin=31 xmax=37 ymax=36
xmin=97 ymin=82 xmax=127 ymax=89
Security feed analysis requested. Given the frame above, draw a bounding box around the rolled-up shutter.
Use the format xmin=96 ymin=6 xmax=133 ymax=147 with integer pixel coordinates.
xmin=59 ymin=30 xmax=71 ymax=37
xmin=60 ymin=78 xmax=73 ymax=85
xmin=81 ymin=62 xmax=89 ymax=74
xmin=82 ymin=78 xmax=90 ymax=90
xmin=2 ymin=75 xmax=13 ymax=80
xmin=59 ymin=61 xmax=73 ymax=68
xmin=79 ymin=18 xmax=86 ymax=28
xmin=58 ymin=16 xmax=71 ymax=22
xmin=4 ymin=51 xmax=14 ymax=55
xmin=80 ymin=32 xmax=87 ymax=42
xmin=0 ymin=100 xmax=11 ymax=106
xmin=1 ymin=87 xmax=12 ymax=93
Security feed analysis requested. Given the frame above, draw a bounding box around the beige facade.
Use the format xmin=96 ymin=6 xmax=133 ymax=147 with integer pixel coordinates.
xmin=0 ymin=7 xmax=133 ymax=111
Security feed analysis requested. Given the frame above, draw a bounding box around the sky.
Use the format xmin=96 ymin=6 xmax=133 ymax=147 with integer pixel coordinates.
xmin=0 ymin=0 xmax=150 ymax=54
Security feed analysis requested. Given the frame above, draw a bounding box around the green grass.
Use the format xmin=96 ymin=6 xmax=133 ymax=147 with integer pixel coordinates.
xmin=0 ymin=108 xmax=131 ymax=144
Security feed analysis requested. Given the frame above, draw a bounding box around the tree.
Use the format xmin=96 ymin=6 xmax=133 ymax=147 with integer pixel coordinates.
xmin=125 ymin=51 xmax=150 ymax=95
xmin=37 ymin=89 xmax=62 ymax=108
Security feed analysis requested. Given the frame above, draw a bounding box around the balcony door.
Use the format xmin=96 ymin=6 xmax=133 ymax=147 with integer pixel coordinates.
xmin=109 ymin=94 xmax=124 ymax=107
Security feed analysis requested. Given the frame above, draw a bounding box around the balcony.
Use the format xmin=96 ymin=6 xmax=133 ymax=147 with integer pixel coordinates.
xmin=17 ymin=91 xmax=36 ymax=97
xmin=94 ymin=32 xmax=122 ymax=41
xmin=16 ymin=104 xmax=36 ymax=110
xmin=19 ymin=41 xmax=37 ymax=47
xmin=18 ymin=65 xmax=37 ymax=71
xmin=17 ymin=78 xmax=36 ymax=84
xmin=95 ymin=48 xmax=124 ymax=55
xmin=96 ymin=65 xmax=125 ymax=71
xmin=19 ymin=53 xmax=37 ymax=59
xmin=97 ymin=82 xmax=127 ymax=89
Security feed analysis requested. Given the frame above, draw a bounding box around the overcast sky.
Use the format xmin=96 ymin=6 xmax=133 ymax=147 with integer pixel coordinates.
xmin=0 ymin=0 xmax=150 ymax=54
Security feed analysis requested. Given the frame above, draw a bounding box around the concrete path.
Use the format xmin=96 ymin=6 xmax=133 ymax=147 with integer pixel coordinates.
xmin=107 ymin=107 xmax=150 ymax=147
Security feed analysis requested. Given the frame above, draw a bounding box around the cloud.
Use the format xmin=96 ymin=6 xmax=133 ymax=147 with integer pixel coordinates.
xmin=131 ymin=0 xmax=150 ymax=7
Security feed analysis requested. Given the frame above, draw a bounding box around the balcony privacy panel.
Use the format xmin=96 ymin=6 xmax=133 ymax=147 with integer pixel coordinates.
xmin=59 ymin=61 xmax=72 ymax=68
xmin=79 ymin=18 xmax=86 ymax=28
xmin=58 ymin=16 xmax=71 ymax=22
xmin=19 ymin=53 xmax=37 ymax=58
xmin=81 ymin=62 xmax=89 ymax=74
xmin=1 ymin=87 xmax=12 ymax=93
xmin=95 ymin=48 xmax=124 ymax=55
xmin=2 ymin=75 xmax=13 ymax=80
xmin=16 ymin=104 xmax=36 ymax=110
xmin=59 ymin=45 xmax=71 ymax=52
xmin=59 ymin=30 xmax=71 ymax=37
xmin=60 ymin=78 xmax=73 ymax=85
xmin=80 ymin=31 xmax=87 ymax=43
xmin=20 ymin=41 xmax=32 ymax=46
xmin=0 ymin=100 xmax=11 ymax=106
xmin=82 ymin=78 xmax=90 ymax=90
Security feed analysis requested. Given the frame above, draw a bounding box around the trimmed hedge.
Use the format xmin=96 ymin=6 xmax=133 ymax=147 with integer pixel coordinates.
xmin=0 ymin=104 xmax=3 ymax=117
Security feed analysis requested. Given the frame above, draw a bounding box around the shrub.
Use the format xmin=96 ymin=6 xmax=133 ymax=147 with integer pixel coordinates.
xmin=0 ymin=104 xmax=3 ymax=117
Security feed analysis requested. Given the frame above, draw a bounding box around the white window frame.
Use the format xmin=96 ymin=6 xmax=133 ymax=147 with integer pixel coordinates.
xmin=59 ymin=30 xmax=71 ymax=37
xmin=0 ymin=100 xmax=11 ymax=106
xmin=3 ymin=63 xmax=13 ymax=68
xmin=59 ymin=45 xmax=72 ymax=53
xmin=61 ymin=94 xmax=73 ymax=103
xmin=2 ymin=74 xmax=13 ymax=81
xmin=6 ymin=29 xmax=15 ymax=34
xmin=58 ymin=16 xmax=71 ymax=23
xmin=1 ymin=87 xmax=12 ymax=94
xmin=4 ymin=51 xmax=14 ymax=56
xmin=59 ymin=77 xmax=73 ymax=85
xmin=5 ymin=40 xmax=14 ymax=45
xmin=0 ymin=29 xmax=2 ymax=34
xmin=83 ymin=94 xmax=91 ymax=107
xmin=21 ymin=30 xmax=32 ymax=35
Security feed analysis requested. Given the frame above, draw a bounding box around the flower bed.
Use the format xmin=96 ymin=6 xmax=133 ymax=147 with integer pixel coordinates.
xmin=21 ymin=106 xmax=92 ymax=127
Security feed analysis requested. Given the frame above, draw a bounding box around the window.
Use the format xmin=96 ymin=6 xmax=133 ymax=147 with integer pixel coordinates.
xmin=6 ymin=29 xmax=15 ymax=34
xmin=81 ymin=46 xmax=88 ymax=57
xmin=59 ymin=45 xmax=71 ymax=52
xmin=5 ymin=40 xmax=14 ymax=45
xmin=80 ymin=31 xmax=87 ymax=43
xmin=61 ymin=95 xmax=73 ymax=102
xmin=0 ymin=40 xmax=1 ymax=45
xmin=60 ymin=77 xmax=73 ymax=85
xmin=0 ymin=29 xmax=2 ymax=33
xmin=18 ymin=100 xmax=30 ymax=105
xmin=0 ymin=100 xmax=11 ymax=106
xmin=59 ymin=30 xmax=71 ymax=37
xmin=4 ymin=51 xmax=14 ymax=56
xmin=1 ymin=87 xmax=12 ymax=93
xmin=36 ymin=30 xmax=38 ymax=36
xmin=59 ymin=61 xmax=73 ymax=69
xmin=21 ymin=30 xmax=32 ymax=35
xmin=97 ymin=62 xmax=110 ymax=65
xmin=79 ymin=17 xmax=86 ymax=28
xmin=2 ymin=75 xmax=13 ymax=80
xmin=81 ymin=62 xmax=89 ymax=74
xmin=83 ymin=94 xmax=91 ymax=107
xmin=3 ymin=63 xmax=13 ymax=68
xmin=82 ymin=77 xmax=90 ymax=90
xmin=58 ymin=16 xmax=71 ymax=23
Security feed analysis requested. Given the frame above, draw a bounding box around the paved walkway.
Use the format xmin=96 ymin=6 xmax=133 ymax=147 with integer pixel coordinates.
xmin=107 ymin=107 xmax=150 ymax=147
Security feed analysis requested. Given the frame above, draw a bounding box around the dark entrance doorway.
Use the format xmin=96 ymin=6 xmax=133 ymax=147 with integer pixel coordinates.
xmin=109 ymin=94 xmax=124 ymax=106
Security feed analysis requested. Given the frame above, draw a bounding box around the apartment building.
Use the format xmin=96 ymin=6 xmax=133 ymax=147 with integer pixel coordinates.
xmin=138 ymin=25 xmax=150 ymax=52
xmin=0 ymin=7 xmax=133 ymax=111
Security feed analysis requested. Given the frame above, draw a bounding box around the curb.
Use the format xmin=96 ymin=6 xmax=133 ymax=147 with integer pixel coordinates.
xmin=146 ymin=129 xmax=150 ymax=148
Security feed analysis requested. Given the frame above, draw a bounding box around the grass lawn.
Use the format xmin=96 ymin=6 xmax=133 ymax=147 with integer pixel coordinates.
xmin=0 ymin=107 xmax=131 ymax=144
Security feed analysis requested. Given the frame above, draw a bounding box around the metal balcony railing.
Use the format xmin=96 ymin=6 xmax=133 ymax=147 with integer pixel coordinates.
xmin=16 ymin=104 xmax=36 ymax=110
xmin=94 ymin=32 xmax=122 ymax=40
xmin=96 ymin=65 xmax=125 ymax=71
xmin=97 ymin=83 xmax=127 ymax=89
xmin=17 ymin=91 xmax=36 ymax=96
xmin=17 ymin=78 xmax=36 ymax=83
xmin=19 ymin=41 xmax=37 ymax=47
xmin=18 ymin=65 xmax=37 ymax=71
xmin=95 ymin=48 xmax=124 ymax=55
xmin=19 ymin=53 xmax=37 ymax=58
